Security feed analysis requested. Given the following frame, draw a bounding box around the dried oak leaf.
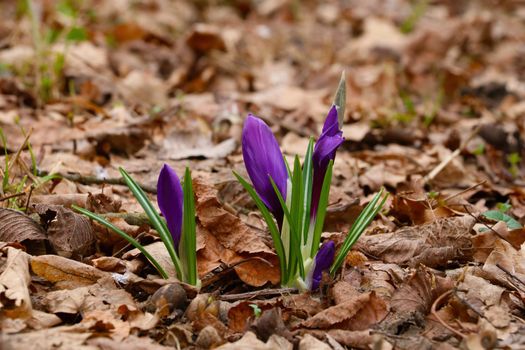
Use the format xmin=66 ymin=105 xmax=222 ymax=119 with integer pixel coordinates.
xmin=33 ymin=204 xmax=95 ymax=259
xmin=302 ymin=291 xmax=387 ymax=330
xmin=356 ymin=216 xmax=475 ymax=267
xmin=0 ymin=247 xmax=32 ymax=319
xmin=0 ymin=208 xmax=47 ymax=255
xmin=194 ymin=178 xmax=280 ymax=286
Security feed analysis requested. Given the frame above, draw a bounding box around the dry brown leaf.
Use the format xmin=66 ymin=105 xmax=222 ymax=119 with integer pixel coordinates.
xmin=30 ymin=255 xmax=110 ymax=288
xmin=0 ymin=209 xmax=47 ymax=255
xmin=0 ymin=247 xmax=32 ymax=319
xmin=123 ymin=241 xmax=178 ymax=278
xmin=482 ymin=239 xmax=525 ymax=297
xmin=33 ymin=204 xmax=95 ymax=259
xmin=299 ymin=334 xmax=331 ymax=350
xmin=194 ymin=178 xmax=280 ymax=286
xmin=302 ymin=291 xmax=387 ymax=330
xmin=306 ymin=329 xmax=372 ymax=349
xmin=215 ymin=331 xmax=292 ymax=350
xmin=357 ymin=216 xmax=475 ymax=267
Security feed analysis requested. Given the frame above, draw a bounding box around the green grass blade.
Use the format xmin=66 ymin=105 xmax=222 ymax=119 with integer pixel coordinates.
xmin=119 ymin=167 xmax=183 ymax=280
xmin=233 ymin=171 xmax=287 ymax=284
xmin=310 ymin=160 xmax=333 ymax=258
xmin=290 ymin=156 xmax=304 ymax=278
xmin=181 ymin=167 xmax=198 ymax=285
xmin=270 ymin=174 xmax=303 ymax=280
xmin=72 ymin=205 xmax=169 ymax=278
xmin=301 ymin=138 xmax=314 ymax=244
xmin=330 ymin=188 xmax=388 ymax=275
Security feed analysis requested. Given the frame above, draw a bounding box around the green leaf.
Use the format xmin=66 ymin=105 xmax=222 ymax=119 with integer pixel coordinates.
xmin=482 ymin=210 xmax=522 ymax=230
xmin=233 ymin=171 xmax=287 ymax=284
xmin=330 ymin=188 xmax=388 ymax=276
xmin=289 ymin=156 xmax=304 ymax=279
xmin=119 ymin=167 xmax=183 ymax=280
xmin=301 ymin=138 xmax=314 ymax=244
xmin=72 ymin=205 xmax=169 ymax=278
xmin=66 ymin=27 xmax=87 ymax=42
xmin=310 ymin=160 xmax=334 ymax=258
xmin=181 ymin=167 xmax=198 ymax=285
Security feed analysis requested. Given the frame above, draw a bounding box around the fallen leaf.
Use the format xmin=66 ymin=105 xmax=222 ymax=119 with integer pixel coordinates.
xmin=30 ymin=255 xmax=110 ymax=288
xmin=215 ymin=331 xmax=292 ymax=350
xmin=356 ymin=216 xmax=475 ymax=267
xmin=0 ymin=209 xmax=47 ymax=255
xmin=0 ymin=247 xmax=32 ymax=319
xmin=302 ymin=291 xmax=387 ymax=330
xmin=33 ymin=204 xmax=95 ymax=259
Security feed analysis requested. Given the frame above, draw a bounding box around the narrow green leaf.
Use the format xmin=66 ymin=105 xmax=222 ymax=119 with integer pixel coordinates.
xmin=181 ymin=167 xmax=198 ymax=285
xmin=332 ymin=71 xmax=346 ymax=126
xmin=119 ymin=167 xmax=183 ymax=280
xmin=72 ymin=205 xmax=169 ymax=278
xmin=310 ymin=160 xmax=334 ymax=258
xmin=330 ymin=189 xmax=388 ymax=275
xmin=233 ymin=171 xmax=287 ymax=283
xmin=290 ymin=156 xmax=304 ymax=278
xmin=301 ymin=138 xmax=314 ymax=244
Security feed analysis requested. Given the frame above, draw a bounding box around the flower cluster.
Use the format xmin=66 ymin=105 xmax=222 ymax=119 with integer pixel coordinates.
xmin=236 ymin=75 xmax=387 ymax=290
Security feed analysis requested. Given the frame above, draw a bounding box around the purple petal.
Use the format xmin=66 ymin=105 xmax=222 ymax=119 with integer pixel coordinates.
xmin=157 ymin=164 xmax=183 ymax=247
xmin=321 ymin=105 xmax=340 ymax=136
xmin=311 ymin=240 xmax=335 ymax=290
xmin=311 ymin=106 xmax=344 ymax=217
xmin=242 ymin=114 xmax=288 ymax=222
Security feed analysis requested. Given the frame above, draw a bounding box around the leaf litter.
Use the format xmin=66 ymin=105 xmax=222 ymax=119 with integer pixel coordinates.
xmin=1 ymin=0 xmax=525 ymax=349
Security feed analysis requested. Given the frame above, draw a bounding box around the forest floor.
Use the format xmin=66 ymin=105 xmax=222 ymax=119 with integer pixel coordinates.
xmin=0 ymin=0 xmax=525 ymax=349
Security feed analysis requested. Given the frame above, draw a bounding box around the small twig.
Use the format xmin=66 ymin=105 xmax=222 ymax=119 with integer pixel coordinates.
xmin=463 ymin=205 xmax=521 ymax=250
xmin=101 ymin=212 xmax=151 ymax=226
xmin=218 ymin=288 xmax=298 ymax=302
xmin=496 ymin=263 xmax=525 ymax=293
xmin=0 ymin=192 xmax=25 ymax=202
xmin=24 ymin=185 xmax=34 ymax=209
xmin=424 ymin=125 xmax=481 ymax=183
xmin=442 ymin=180 xmax=487 ymax=204
xmin=431 ymin=289 xmax=466 ymax=339
xmin=112 ymin=232 xmax=147 ymax=258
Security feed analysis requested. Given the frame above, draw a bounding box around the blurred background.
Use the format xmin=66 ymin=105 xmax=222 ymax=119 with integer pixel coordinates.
xmin=0 ymin=0 xmax=524 ymax=218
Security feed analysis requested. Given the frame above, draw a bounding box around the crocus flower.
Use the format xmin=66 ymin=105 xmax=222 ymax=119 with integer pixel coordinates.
xmin=311 ymin=105 xmax=344 ymax=218
xmin=310 ymin=240 xmax=335 ymax=290
xmin=157 ymin=164 xmax=183 ymax=247
xmin=242 ymin=114 xmax=288 ymax=223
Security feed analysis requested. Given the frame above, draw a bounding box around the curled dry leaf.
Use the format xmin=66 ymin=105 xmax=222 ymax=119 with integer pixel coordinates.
xmin=356 ymin=216 xmax=475 ymax=267
xmin=0 ymin=208 xmax=47 ymax=255
xmin=33 ymin=204 xmax=95 ymax=259
xmin=305 ymin=330 xmax=372 ymax=349
xmin=0 ymin=247 xmax=32 ymax=319
xmin=302 ymin=291 xmax=387 ymax=330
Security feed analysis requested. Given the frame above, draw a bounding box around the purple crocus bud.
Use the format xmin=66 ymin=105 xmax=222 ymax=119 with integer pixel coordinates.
xmin=311 ymin=105 xmax=344 ymax=217
xmin=242 ymin=114 xmax=288 ymax=223
xmin=311 ymin=240 xmax=336 ymax=290
xmin=157 ymin=164 xmax=183 ymax=247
